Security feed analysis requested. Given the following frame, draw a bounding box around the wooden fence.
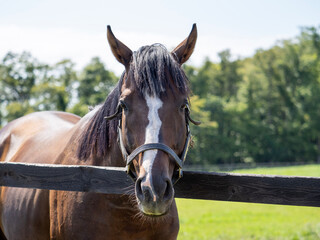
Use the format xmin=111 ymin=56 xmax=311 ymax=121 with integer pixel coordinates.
xmin=0 ymin=162 xmax=320 ymax=207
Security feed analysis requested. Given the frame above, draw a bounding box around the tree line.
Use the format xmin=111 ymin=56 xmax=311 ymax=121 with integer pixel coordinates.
xmin=1 ymin=26 xmax=320 ymax=165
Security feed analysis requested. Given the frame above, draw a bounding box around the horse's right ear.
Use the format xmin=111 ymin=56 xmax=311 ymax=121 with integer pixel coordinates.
xmin=107 ymin=25 xmax=133 ymax=70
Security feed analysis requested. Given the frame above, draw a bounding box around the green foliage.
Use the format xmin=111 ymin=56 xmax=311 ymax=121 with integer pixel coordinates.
xmin=185 ymin=26 xmax=320 ymax=164
xmin=32 ymin=59 xmax=77 ymax=112
xmin=0 ymin=54 xmax=117 ymax=124
xmin=75 ymin=57 xmax=117 ymax=116
xmin=5 ymin=101 xmax=34 ymax=122
xmin=0 ymin=52 xmax=39 ymax=124
xmin=0 ymin=52 xmax=38 ymax=103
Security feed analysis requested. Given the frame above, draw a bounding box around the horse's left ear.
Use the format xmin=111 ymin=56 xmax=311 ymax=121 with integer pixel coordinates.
xmin=172 ymin=24 xmax=197 ymax=65
xmin=107 ymin=25 xmax=133 ymax=70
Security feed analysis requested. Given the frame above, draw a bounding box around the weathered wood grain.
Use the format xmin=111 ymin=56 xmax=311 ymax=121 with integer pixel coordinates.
xmin=0 ymin=162 xmax=133 ymax=194
xmin=174 ymin=171 xmax=320 ymax=207
xmin=0 ymin=162 xmax=320 ymax=207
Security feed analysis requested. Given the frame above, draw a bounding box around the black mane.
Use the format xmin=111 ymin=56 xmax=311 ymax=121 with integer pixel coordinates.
xmin=78 ymin=44 xmax=189 ymax=160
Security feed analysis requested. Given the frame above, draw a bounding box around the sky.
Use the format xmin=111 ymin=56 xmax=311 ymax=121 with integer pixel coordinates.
xmin=0 ymin=0 xmax=319 ymax=75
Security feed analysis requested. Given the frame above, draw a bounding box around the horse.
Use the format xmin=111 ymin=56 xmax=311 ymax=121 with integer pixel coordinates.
xmin=0 ymin=24 xmax=198 ymax=240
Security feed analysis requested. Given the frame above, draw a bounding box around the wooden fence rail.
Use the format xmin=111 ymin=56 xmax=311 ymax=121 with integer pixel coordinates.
xmin=0 ymin=162 xmax=320 ymax=207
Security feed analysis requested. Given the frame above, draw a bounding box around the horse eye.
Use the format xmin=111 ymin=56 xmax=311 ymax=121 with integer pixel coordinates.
xmin=180 ymin=104 xmax=188 ymax=112
xmin=180 ymin=100 xmax=189 ymax=110
xmin=119 ymin=100 xmax=128 ymax=111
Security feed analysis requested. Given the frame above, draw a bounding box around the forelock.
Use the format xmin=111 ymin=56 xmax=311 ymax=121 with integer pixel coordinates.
xmin=129 ymin=44 xmax=189 ymax=97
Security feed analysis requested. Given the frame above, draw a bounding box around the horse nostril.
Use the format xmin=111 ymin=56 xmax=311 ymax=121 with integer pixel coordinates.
xmin=143 ymin=187 xmax=153 ymax=202
xmin=163 ymin=179 xmax=173 ymax=201
xmin=135 ymin=178 xmax=143 ymax=201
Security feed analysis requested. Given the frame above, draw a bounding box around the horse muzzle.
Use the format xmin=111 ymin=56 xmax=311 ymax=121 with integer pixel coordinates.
xmin=135 ymin=174 xmax=174 ymax=216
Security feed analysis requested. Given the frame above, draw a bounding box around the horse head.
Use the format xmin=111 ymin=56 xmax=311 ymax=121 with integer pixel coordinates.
xmin=106 ymin=25 xmax=198 ymax=216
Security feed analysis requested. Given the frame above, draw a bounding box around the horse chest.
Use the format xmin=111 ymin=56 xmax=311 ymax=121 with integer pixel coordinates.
xmin=49 ymin=192 xmax=179 ymax=240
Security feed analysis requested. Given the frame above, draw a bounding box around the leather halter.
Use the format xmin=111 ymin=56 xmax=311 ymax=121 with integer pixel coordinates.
xmin=105 ymin=103 xmax=199 ymax=184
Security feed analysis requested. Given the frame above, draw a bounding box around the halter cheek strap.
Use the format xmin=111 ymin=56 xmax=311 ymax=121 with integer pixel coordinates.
xmin=105 ymin=103 xmax=198 ymax=185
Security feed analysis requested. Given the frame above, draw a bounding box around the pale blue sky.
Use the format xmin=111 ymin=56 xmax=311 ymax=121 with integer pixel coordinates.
xmin=1 ymin=0 xmax=319 ymax=74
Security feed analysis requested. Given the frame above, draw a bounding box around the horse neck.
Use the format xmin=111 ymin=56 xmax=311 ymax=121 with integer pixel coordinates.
xmin=84 ymin=107 xmax=125 ymax=167
xmin=57 ymin=108 xmax=124 ymax=167
xmin=100 ymin=141 xmax=124 ymax=167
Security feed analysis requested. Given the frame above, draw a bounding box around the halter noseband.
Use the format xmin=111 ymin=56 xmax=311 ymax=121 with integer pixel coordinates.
xmin=105 ymin=103 xmax=199 ymax=184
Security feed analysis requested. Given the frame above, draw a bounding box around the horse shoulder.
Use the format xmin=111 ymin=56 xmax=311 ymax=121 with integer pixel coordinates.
xmin=0 ymin=111 xmax=80 ymax=164
xmin=0 ymin=111 xmax=80 ymax=239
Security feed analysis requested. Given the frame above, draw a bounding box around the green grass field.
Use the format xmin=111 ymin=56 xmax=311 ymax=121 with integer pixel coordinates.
xmin=176 ymin=164 xmax=320 ymax=240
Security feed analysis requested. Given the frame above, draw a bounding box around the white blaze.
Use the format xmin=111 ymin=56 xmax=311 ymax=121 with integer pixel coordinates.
xmin=142 ymin=94 xmax=163 ymax=189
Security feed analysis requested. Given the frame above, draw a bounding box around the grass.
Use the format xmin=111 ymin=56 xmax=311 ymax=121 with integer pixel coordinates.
xmin=176 ymin=164 xmax=320 ymax=240
xmin=233 ymin=164 xmax=320 ymax=177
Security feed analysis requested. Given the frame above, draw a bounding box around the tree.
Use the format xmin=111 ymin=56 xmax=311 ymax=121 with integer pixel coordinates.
xmin=0 ymin=52 xmax=39 ymax=123
xmin=32 ymin=59 xmax=77 ymax=112
xmin=70 ymin=57 xmax=117 ymax=116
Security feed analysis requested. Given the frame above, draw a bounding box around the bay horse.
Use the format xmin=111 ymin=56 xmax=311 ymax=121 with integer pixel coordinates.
xmin=0 ymin=24 xmax=198 ymax=239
